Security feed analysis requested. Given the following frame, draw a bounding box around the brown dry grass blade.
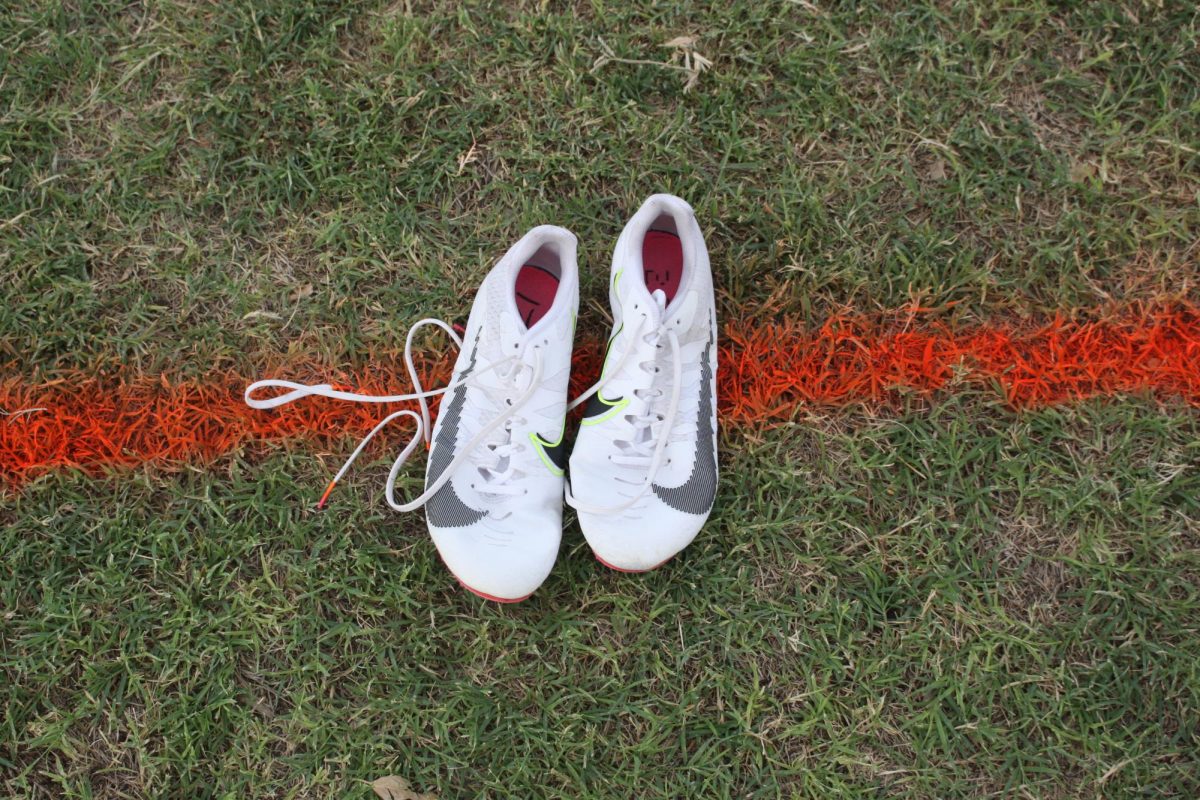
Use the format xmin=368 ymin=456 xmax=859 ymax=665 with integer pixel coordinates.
xmin=371 ymin=775 xmax=438 ymax=800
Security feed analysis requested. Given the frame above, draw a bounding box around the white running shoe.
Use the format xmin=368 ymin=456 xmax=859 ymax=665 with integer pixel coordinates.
xmin=246 ymin=225 xmax=579 ymax=602
xmin=567 ymin=195 xmax=718 ymax=572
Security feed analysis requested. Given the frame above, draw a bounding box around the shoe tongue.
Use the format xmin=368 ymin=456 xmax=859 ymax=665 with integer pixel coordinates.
xmin=635 ymin=289 xmax=670 ymax=437
xmin=650 ymin=288 xmax=668 ymax=321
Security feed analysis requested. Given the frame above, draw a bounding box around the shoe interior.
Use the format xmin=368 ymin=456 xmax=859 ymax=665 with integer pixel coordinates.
xmin=515 ymin=245 xmax=563 ymax=328
xmin=641 ymin=213 xmax=683 ymax=304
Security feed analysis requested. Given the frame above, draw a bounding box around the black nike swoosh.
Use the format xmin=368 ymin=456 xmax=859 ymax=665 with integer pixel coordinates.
xmin=532 ymin=432 xmax=568 ymax=472
xmin=426 ymin=329 xmax=488 ymax=528
xmin=582 ymin=392 xmax=623 ymax=419
xmin=581 ymin=324 xmax=627 ymax=422
xmin=652 ymin=331 xmax=717 ymax=515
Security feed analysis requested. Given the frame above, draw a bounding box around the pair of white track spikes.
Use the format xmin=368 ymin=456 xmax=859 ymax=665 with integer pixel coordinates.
xmin=246 ymin=194 xmax=718 ymax=602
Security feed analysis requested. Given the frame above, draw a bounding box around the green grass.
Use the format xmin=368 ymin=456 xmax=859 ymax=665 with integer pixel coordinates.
xmin=4 ymin=398 xmax=1199 ymax=797
xmin=3 ymin=0 xmax=1200 ymax=797
xmin=3 ymin=0 xmax=1197 ymax=376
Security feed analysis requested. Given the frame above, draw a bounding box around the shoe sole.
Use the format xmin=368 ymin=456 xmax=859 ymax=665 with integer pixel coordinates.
xmin=594 ymin=551 xmax=675 ymax=574
xmin=436 ymin=553 xmax=536 ymax=603
xmin=448 ymin=554 xmax=670 ymax=596
xmin=455 ymin=577 xmax=533 ymax=604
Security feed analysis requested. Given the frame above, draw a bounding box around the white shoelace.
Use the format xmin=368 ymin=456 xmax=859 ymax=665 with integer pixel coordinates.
xmin=244 ymin=318 xmax=542 ymax=512
xmin=565 ymin=301 xmax=685 ymax=516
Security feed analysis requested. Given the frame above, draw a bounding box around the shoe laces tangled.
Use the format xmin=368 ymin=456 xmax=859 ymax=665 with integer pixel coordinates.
xmin=244 ymin=318 xmax=542 ymax=515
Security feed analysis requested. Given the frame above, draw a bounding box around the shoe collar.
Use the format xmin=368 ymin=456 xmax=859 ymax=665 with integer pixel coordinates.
xmin=615 ymin=194 xmax=700 ymax=325
xmin=490 ymin=224 xmax=578 ymax=354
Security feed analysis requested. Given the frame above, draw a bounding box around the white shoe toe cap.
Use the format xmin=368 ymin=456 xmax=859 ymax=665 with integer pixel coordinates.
xmin=431 ymin=525 xmax=560 ymax=601
xmin=577 ymin=510 xmax=704 ymax=572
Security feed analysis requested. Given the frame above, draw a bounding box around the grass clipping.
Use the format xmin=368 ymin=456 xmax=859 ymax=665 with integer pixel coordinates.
xmin=593 ymin=35 xmax=713 ymax=92
xmin=371 ymin=775 xmax=438 ymax=800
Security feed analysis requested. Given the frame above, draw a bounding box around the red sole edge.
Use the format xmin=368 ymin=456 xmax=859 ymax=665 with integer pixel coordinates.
xmin=594 ymin=551 xmax=675 ymax=574
xmin=434 ymin=542 xmax=536 ymax=603
xmin=456 ymin=579 xmax=533 ymax=604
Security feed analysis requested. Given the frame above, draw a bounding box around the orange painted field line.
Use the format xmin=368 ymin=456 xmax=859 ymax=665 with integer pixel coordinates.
xmin=3 ymin=305 xmax=1198 ymax=489
xmin=723 ymin=304 xmax=1200 ymax=423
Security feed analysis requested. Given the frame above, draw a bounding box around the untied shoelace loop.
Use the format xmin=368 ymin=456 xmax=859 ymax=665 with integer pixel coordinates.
xmin=244 ymin=318 xmax=543 ymax=512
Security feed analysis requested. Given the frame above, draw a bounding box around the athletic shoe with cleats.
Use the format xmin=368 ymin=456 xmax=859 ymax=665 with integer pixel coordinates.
xmin=567 ymin=194 xmax=718 ymax=571
xmin=246 ymin=225 xmax=579 ymax=602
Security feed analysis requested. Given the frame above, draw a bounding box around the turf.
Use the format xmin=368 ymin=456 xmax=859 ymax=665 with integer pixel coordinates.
xmin=2 ymin=0 xmax=1200 ymax=797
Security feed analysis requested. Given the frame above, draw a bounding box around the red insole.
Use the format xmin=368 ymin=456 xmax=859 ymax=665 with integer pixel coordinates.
xmin=515 ymin=264 xmax=560 ymax=328
xmin=642 ymin=230 xmax=683 ymax=303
